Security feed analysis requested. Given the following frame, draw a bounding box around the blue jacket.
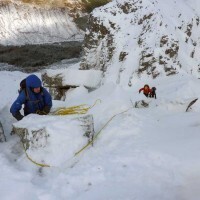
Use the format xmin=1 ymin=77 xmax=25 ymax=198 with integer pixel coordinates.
xmin=10 ymin=74 xmax=52 ymax=116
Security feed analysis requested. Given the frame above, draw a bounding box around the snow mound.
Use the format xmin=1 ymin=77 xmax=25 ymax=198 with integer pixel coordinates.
xmin=13 ymin=114 xmax=93 ymax=167
xmin=43 ymin=68 xmax=103 ymax=89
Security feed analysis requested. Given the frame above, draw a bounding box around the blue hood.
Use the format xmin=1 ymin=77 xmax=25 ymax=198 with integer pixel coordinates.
xmin=26 ymin=74 xmax=42 ymax=88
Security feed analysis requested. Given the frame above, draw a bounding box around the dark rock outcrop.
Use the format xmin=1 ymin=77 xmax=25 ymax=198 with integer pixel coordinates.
xmin=42 ymin=69 xmax=102 ymax=100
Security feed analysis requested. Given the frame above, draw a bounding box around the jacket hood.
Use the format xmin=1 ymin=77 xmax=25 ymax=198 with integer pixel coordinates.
xmin=26 ymin=74 xmax=42 ymax=88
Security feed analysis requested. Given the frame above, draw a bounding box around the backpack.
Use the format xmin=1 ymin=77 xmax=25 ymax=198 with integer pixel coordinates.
xmin=19 ymin=79 xmax=26 ymax=93
xmin=18 ymin=78 xmax=30 ymax=100
xmin=151 ymin=87 xmax=156 ymax=92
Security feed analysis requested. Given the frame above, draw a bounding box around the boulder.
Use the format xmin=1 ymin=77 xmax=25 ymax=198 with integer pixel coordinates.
xmin=12 ymin=114 xmax=94 ymax=166
xmin=13 ymin=114 xmax=94 ymax=150
xmin=42 ymin=69 xmax=102 ymax=100
xmin=135 ymin=100 xmax=149 ymax=108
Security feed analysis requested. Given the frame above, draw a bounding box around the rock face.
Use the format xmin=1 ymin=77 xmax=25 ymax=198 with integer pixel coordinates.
xmin=0 ymin=121 xmax=6 ymax=142
xmin=42 ymin=69 xmax=102 ymax=100
xmin=42 ymin=72 xmax=67 ymax=100
xmin=80 ymin=0 xmax=200 ymax=85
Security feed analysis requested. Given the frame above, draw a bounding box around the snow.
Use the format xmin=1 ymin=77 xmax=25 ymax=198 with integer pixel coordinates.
xmin=0 ymin=1 xmax=84 ymax=45
xmin=1 ymin=0 xmax=200 ymax=199
xmin=13 ymin=114 xmax=89 ymax=167
xmin=82 ymin=0 xmax=200 ymax=85
xmin=0 ymin=69 xmax=200 ymax=200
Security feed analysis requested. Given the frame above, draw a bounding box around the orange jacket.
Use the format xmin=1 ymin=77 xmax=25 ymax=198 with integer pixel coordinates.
xmin=139 ymin=87 xmax=152 ymax=95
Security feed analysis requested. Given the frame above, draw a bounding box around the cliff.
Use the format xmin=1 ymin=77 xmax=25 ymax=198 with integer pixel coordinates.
xmin=80 ymin=0 xmax=200 ymax=85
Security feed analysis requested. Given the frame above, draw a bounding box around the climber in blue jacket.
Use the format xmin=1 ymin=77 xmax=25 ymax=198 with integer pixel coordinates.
xmin=10 ymin=74 xmax=52 ymax=121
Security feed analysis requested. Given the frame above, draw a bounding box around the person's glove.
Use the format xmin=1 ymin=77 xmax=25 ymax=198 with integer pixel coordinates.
xmin=36 ymin=106 xmax=51 ymax=115
xmin=43 ymin=106 xmax=51 ymax=114
xmin=13 ymin=112 xmax=24 ymax=121
xmin=36 ymin=110 xmax=47 ymax=115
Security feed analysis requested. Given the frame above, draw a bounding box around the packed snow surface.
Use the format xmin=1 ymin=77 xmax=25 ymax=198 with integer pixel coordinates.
xmin=0 ymin=69 xmax=200 ymax=200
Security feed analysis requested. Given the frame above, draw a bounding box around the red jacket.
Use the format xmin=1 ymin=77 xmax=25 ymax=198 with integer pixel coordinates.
xmin=139 ymin=87 xmax=152 ymax=95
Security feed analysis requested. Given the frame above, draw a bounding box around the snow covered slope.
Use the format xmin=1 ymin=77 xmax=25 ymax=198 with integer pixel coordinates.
xmin=1 ymin=70 xmax=200 ymax=200
xmin=81 ymin=0 xmax=200 ymax=85
xmin=0 ymin=1 xmax=84 ymax=45
xmin=1 ymin=0 xmax=200 ymax=199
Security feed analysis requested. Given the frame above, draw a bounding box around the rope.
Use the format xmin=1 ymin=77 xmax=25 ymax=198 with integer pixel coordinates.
xmin=18 ymin=130 xmax=50 ymax=167
xmin=51 ymin=99 xmax=101 ymax=116
xmin=52 ymin=104 xmax=89 ymax=115
xmin=74 ymin=107 xmax=132 ymax=156
xmin=19 ymin=99 xmax=101 ymax=168
xmin=24 ymin=150 xmax=50 ymax=168
xmin=21 ymin=140 xmax=50 ymax=168
xmin=88 ymin=99 xmax=101 ymax=109
xmin=19 ymin=100 xmax=132 ymax=168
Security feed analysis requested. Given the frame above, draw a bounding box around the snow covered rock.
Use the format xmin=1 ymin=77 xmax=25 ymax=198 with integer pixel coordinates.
xmin=134 ymin=100 xmax=149 ymax=108
xmin=42 ymin=69 xmax=102 ymax=100
xmin=12 ymin=114 xmax=94 ymax=166
xmin=81 ymin=0 xmax=200 ymax=85
xmin=0 ymin=121 xmax=6 ymax=142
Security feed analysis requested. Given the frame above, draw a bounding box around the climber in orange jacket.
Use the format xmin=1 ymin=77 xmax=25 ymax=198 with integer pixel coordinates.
xmin=139 ymin=85 xmax=157 ymax=99
xmin=139 ymin=84 xmax=152 ymax=98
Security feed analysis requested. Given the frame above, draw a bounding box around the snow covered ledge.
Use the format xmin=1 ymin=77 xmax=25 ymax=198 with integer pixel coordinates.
xmin=42 ymin=69 xmax=103 ymax=100
xmin=12 ymin=114 xmax=94 ymax=166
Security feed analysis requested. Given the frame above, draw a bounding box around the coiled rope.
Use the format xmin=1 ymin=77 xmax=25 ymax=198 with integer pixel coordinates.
xmin=51 ymin=99 xmax=101 ymax=116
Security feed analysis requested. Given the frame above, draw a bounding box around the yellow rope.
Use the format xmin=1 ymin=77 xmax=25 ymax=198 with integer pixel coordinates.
xmin=88 ymin=99 xmax=101 ymax=109
xmin=20 ymin=100 xmax=132 ymax=167
xmin=52 ymin=99 xmax=101 ymax=116
xmin=19 ymin=99 xmax=101 ymax=168
xmin=74 ymin=107 xmax=132 ymax=156
xmin=21 ymin=141 xmax=50 ymax=168
xmin=24 ymin=150 xmax=50 ymax=168
xmin=21 ymin=106 xmax=131 ymax=167
xmin=52 ymin=104 xmax=89 ymax=115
